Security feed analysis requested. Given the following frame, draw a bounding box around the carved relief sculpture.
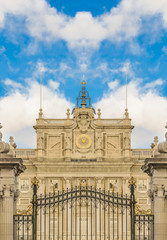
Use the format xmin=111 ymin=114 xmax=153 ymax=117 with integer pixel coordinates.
xmin=20 ymin=179 xmax=30 ymax=193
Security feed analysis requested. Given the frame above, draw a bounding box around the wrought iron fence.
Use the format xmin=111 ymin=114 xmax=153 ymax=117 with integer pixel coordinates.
xmin=135 ymin=215 xmax=154 ymax=240
xmin=13 ymin=177 xmax=154 ymax=240
xmin=13 ymin=215 xmax=33 ymax=240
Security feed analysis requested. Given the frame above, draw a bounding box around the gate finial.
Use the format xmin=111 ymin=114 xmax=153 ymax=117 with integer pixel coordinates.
xmin=112 ymin=184 xmax=114 ymax=193
xmin=71 ymin=179 xmax=73 ymax=188
xmin=128 ymin=176 xmax=136 ymax=186
xmin=53 ymin=184 xmax=55 ymax=194
xmin=31 ymin=176 xmax=39 ymax=186
xmin=121 ymin=185 xmax=123 ymax=195
xmin=94 ymin=179 xmax=97 ymax=188
xmin=103 ymin=180 xmax=105 ymax=190
xmin=62 ymin=180 xmax=64 ymax=190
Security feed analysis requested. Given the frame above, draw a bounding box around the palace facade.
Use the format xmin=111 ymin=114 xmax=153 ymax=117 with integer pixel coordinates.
xmin=14 ymin=80 xmax=153 ymax=213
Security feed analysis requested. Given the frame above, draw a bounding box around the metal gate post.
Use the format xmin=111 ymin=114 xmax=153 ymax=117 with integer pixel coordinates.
xmin=129 ymin=177 xmax=136 ymax=240
xmin=32 ymin=177 xmax=39 ymax=240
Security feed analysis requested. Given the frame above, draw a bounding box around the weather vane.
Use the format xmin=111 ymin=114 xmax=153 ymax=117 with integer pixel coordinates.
xmin=80 ymin=74 xmax=87 ymax=86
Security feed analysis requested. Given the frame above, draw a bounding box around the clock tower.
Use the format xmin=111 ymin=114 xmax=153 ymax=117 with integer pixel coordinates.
xmin=34 ymin=77 xmax=133 ymax=161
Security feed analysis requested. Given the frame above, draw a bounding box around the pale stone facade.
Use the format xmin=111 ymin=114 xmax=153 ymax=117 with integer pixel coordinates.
xmin=14 ymin=83 xmax=153 ymax=213
xmin=0 ymin=123 xmax=25 ymax=240
xmin=142 ymin=127 xmax=167 ymax=240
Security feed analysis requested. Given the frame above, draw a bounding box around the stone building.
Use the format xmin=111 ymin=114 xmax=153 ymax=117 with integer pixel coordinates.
xmin=14 ymin=79 xmax=153 ymax=212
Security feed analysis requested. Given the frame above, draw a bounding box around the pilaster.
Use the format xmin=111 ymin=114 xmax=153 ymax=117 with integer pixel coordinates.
xmin=142 ymin=158 xmax=167 ymax=240
xmin=0 ymin=158 xmax=26 ymax=240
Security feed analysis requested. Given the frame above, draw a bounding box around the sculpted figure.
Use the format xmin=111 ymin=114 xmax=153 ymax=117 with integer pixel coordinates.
xmin=0 ymin=124 xmax=10 ymax=153
xmin=37 ymin=135 xmax=43 ymax=149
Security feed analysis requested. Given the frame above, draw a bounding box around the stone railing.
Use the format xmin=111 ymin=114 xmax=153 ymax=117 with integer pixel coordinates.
xmin=102 ymin=119 xmax=124 ymax=124
xmin=94 ymin=119 xmax=126 ymax=125
xmin=132 ymin=149 xmax=152 ymax=157
xmin=15 ymin=149 xmax=36 ymax=157
xmin=43 ymin=119 xmax=73 ymax=124
xmin=15 ymin=148 xmax=152 ymax=158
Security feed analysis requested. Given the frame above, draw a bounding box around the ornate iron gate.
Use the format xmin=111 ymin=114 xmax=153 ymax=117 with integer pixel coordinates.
xmin=13 ymin=177 xmax=154 ymax=240
xmin=135 ymin=215 xmax=154 ymax=240
xmin=13 ymin=215 xmax=33 ymax=239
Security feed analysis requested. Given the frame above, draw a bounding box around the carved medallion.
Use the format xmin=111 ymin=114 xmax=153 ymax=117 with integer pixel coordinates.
xmin=76 ymin=134 xmax=92 ymax=149
xmin=77 ymin=114 xmax=90 ymax=130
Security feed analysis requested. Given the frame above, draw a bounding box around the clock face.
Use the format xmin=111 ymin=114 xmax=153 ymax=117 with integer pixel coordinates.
xmin=76 ymin=134 xmax=92 ymax=149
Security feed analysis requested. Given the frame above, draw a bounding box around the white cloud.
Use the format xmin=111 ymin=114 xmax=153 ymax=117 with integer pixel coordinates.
xmin=108 ymin=80 xmax=119 ymax=90
xmin=162 ymin=46 xmax=167 ymax=54
xmin=48 ymin=80 xmax=59 ymax=90
xmin=4 ymin=78 xmax=22 ymax=89
xmin=0 ymin=79 xmax=73 ymax=148
xmin=77 ymin=54 xmax=90 ymax=72
xmin=95 ymin=80 xmax=167 ymax=148
xmin=61 ymin=12 xmax=106 ymax=49
xmin=33 ymin=61 xmax=57 ymax=80
xmin=144 ymin=78 xmax=163 ymax=89
xmin=80 ymin=63 xmax=88 ymax=72
xmin=0 ymin=46 xmax=5 ymax=54
xmin=1 ymin=0 xmax=167 ymax=50
xmin=110 ymin=61 xmax=135 ymax=80
xmin=97 ymin=63 xmax=108 ymax=72
xmin=59 ymin=62 xmax=71 ymax=73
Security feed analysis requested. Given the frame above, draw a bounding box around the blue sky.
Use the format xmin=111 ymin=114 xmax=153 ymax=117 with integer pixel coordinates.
xmin=0 ymin=0 xmax=167 ymax=148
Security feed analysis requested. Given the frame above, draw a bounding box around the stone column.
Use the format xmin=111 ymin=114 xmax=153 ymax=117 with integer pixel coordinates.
xmin=0 ymin=124 xmax=25 ymax=240
xmin=142 ymin=130 xmax=167 ymax=240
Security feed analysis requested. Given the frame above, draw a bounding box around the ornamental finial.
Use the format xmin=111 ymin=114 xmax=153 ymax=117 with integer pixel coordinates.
xmin=94 ymin=178 xmax=97 ymax=188
xmin=128 ymin=176 xmax=136 ymax=186
xmin=81 ymin=74 xmax=87 ymax=86
xmin=112 ymin=184 xmax=114 ymax=193
xmin=121 ymin=185 xmax=123 ymax=195
xmin=86 ymin=178 xmax=88 ymax=187
xmin=72 ymin=75 xmax=96 ymax=115
xmin=31 ymin=176 xmax=39 ymax=186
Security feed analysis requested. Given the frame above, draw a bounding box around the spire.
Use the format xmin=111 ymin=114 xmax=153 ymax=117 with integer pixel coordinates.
xmin=80 ymin=75 xmax=87 ymax=108
xmin=39 ymin=68 xmax=43 ymax=118
xmin=124 ymin=68 xmax=129 ymax=119
xmin=81 ymin=74 xmax=86 ymax=85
